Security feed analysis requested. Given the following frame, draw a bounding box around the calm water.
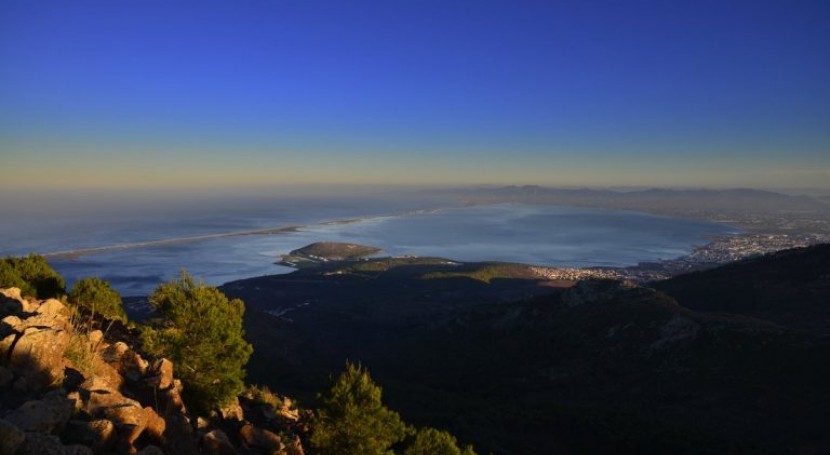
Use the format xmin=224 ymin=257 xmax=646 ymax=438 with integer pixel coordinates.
xmin=1 ymin=201 xmax=737 ymax=296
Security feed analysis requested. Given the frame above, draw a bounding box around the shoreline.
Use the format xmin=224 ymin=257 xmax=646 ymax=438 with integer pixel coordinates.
xmin=36 ymin=202 xmax=830 ymax=299
xmin=41 ymin=206 xmax=454 ymax=260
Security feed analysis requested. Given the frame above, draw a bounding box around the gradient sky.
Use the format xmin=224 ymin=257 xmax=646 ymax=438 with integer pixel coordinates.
xmin=1 ymin=0 xmax=828 ymax=190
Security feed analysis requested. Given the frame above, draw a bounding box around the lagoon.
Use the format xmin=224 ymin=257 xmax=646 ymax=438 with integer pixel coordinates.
xmin=1 ymin=201 xmax=737 ymax=295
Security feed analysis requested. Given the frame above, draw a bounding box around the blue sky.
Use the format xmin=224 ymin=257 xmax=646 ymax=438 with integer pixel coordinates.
xmin=1 ymin=0 xmax=828 ymax=190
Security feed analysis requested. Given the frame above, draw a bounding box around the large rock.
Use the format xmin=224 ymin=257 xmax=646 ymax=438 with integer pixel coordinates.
xmin=1 ymin=315 xmax=22 ymax=338
xmin=122 ymin=351 xmax=150 ymax=384
xmin=217 ymin=397 xmax=244 ymax=422
xmin=239 ymin=423 xmax=284 ymax=453
xmin=0 ymin=418 xmax=26 ymax=455
xmin=0 ymin=288 xmax=30 ymax=315
xmin=145 ymin=358 xmax=174 ymax=390
xmin=62 ymin=419 xmax=116 ymax=451
xmin=5 ymin=392 xmax=75 ymax=434
xmin=202 ymin=429 xmax=237 ymax=455
xmin=0 ymin=287 xmax=26 ymax=304
xmin=101 ymin=341 xmax=130 ymax=364
xmin=143 ymin=406 xmax=166 ymax=442
xmin=159 ymin=379 xmax=187 ymax=414
xmin=35 ymin=299 xmax=69 ymax=318
xmin=82 ymin=382 xmax=149 ymax=448
xmin=7 ymin=325 xmax=70 ymax=391
xmin=16 ymin=432 xmax=92 ymax=455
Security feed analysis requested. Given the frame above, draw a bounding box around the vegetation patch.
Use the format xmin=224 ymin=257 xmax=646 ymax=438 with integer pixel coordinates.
xmin=422 ymin=262 xmax=537 ymax=283
xmin=280 ymin=242 xmax=382 ymax=267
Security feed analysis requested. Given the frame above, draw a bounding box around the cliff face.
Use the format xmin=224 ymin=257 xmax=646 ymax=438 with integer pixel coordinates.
xmin=0 ymin=288 xmax=304 ymax=455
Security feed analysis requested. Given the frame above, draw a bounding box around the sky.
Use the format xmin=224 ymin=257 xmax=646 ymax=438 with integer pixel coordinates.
xmin=1 ymin=0 xmax=829 ymax=191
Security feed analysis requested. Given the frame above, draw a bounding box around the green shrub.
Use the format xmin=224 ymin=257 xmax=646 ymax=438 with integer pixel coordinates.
xmin=141 ymin=270 xmax=253 ymax=415
xmin=310 ymin=362 xmax=409 ymax=455
xmin=403 ymin=427 xmax=477 ymax=455
xmin=69 ymin=277 xmax=126 ymax=322
xmin=0 ymin=254 xmax=65 ymax=298
xmin=0 ymin=260 xmax=28 ymax=292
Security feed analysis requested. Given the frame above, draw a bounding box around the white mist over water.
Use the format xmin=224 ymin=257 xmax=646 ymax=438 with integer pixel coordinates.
xmin=0 ymin=190 xmax=737 ymax=296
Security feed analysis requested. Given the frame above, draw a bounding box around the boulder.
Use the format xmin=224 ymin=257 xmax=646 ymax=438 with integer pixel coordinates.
xmin=8 ymin=325 xmax=71 ymax=391
xmin=277 ymin=397 xmax=300 ymax=423
xmin=101 ymin=341 xmax=130 ymax=363
xmin=145 ymin=358 xmax=174 ymax=390
xmin=0 ymin=418 xmax=26 ymax=455
xmin=62 ymin=419 xmax=116 ymax=451
xmin=35 ymin=299 xmax=69 ymax=317
xmin=16 ymin=432 xmax=92 ymax=455
xmin=1 ymin=315 xmax=23 ymax=335
xmin=83 ymin=383 xmax=148 ymax=447
xmin=159 ymin=379 xmax=187 ymax=414
xmin=202 ymin=429 xmax=237 ymax=455
xmin=122 ymin=351 xmax=150 ymax=383
xmin=217 ymin=397 xmax=244 ymax=422
xmin=239 ymin=423 xmax=284 ymax=453
xmin=0 ymin=333 xmax=16 ymax=361
xmin=0 ymin=288 xmax=30 ymax=315
xmin=143 ymin=406 xmax=167 ymax=441
xmin=5 ymin=392 xmax=75 ymax=434
xmin=88 ymin=330 xmax=103 ymax=346
xmin=0 ymin=287 xmax=25 ymax=304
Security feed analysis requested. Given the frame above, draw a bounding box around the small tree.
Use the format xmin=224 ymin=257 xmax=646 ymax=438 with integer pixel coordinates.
xmin=310 ymin=362 xmax=409 ymax=455
xmin=69 ymin=277 xmax=127 ymax=323
xmin=403 ymin=427 xmax=477 ymax=455
xmin=141 ymin=270 xmax=253 ymax=415
xmin=0 ymin=254 xmax=65 ymax=298
xmin=0 ymin=260 xmax=28 ymax=292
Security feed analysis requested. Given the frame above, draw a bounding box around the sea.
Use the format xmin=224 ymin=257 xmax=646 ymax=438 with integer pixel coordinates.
xmin=0 ymin=194 xmax=738 ymax=296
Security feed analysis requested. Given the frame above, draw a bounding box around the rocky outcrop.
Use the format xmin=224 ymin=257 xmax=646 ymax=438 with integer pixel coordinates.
xmin=5 ymin=391 xmax=74 ymax=434
xmin=1 ymin=294 xmax=72 ymax=392
xmin=0 ymin=288 xmax=307 ymax=455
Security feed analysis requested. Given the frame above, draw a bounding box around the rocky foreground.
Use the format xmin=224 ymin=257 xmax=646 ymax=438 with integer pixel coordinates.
xmin=0 ymin=287 xmax=304 ymax=455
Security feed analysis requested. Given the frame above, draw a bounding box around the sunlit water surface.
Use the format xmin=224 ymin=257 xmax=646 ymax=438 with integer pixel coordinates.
xmin=0 ymin=201 xmax=737 ymax=295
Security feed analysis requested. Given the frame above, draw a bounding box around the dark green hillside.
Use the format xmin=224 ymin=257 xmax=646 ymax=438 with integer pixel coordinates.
xmin=225 ymin=252 xmax=830 ymax=455
xmin=653 ymin=243 xmax=830 ymax=334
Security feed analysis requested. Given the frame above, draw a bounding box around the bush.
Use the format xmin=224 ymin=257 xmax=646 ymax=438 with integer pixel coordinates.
xmin=403 ymin=427 xmax=477 ymax=455
xmin=309 ymin=362 xmax=409 ymax=455
xmin=0 ymin=260 xmax=28 ymax=291
xmin=0 ymin=254 xmax=65 ymax=298
xmin=141 ymin=270 xmax=253 ymax=415
xmin=69 ymin=277 xmax=126 ymax=322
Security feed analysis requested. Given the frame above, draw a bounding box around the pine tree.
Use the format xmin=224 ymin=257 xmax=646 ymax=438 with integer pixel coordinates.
xmin=403 ymin=427 xmax=478 ymax=455
xmin=310 ymin=362 xmax=409 ymax=455
xmin=141 ymin=270 xmax=253 ymax=415
xmin=69 ymin=277 xmax=127 ymax=322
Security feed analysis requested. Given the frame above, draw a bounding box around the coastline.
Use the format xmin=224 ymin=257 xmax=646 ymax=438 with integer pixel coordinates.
xmin=40 ymin=206 xmax=454 ymax=260
xmin=35 ymin=202 xmax=830 ymax=299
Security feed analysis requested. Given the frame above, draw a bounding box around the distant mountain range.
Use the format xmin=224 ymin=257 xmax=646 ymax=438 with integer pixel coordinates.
xmin=428 ymin=186 xmax=830 ymax=233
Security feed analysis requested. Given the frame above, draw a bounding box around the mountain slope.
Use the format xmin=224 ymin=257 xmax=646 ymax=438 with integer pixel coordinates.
xmin=227 ymin=250 xmax=830 ymax=455
xmin=652 ymin=243 xmax=830 ymax=334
